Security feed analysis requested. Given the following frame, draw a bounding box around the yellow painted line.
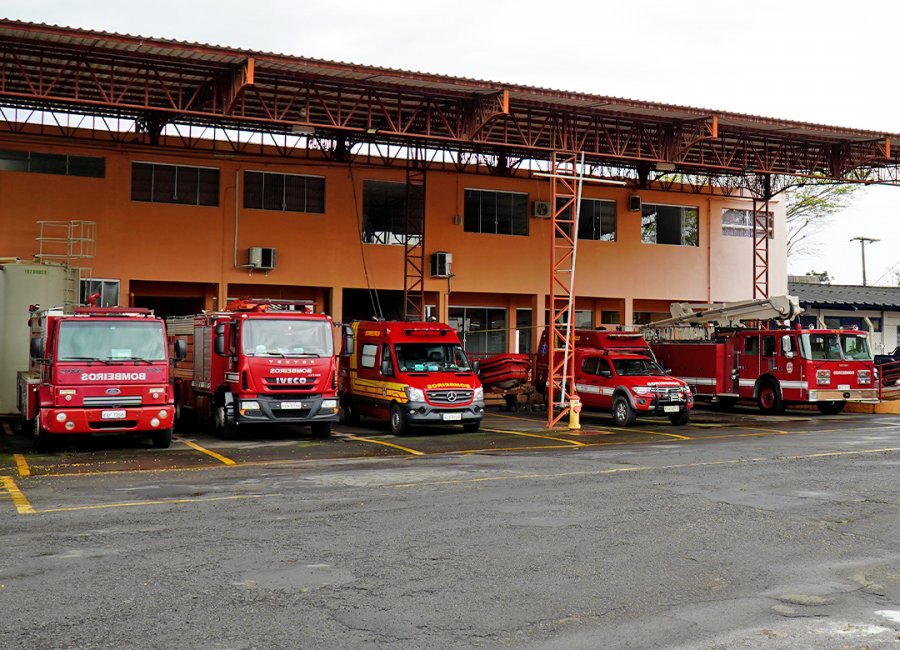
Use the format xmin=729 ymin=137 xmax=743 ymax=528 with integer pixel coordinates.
xmin=1 ymin=475 xmax=36 ymax=514
xmin=37 ymin=494 xmax=262 ymax=514
xmin=489 ymin=411 xmax=546 ymax=424
xmin=482 ymin=427 xmax=586 ymax=446
xmin=455 ymin=444 xmax=582 ymax=454
xmin=686 ymin=422 xmax=728 ymax=428
xmin=177 ymin=438 xmax=237 ymax=466
xmin=387 ymin=447 xmax=900 ymax=489
xmin=341 ymin=434 xmax=425 ymax=456
xmin=608 ymin=426 xmax=691 ymax=440
xmin=750 ymin=427 xmax=790 ymax=436
xmin=14 ymin=454 xmax=31 ymax=477
xmin=2 ymin=421 xmax=13 ymax=436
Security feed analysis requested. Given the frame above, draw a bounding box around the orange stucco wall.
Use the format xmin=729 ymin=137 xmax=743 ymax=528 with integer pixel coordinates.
xmin=0 ymin=133 xmax=786 ymax=352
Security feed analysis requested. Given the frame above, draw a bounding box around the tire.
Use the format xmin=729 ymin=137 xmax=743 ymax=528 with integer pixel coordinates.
xmin=463 ymin=421 xmax=481 ymax=433
xmin=816 ymin=401 xmax=846 ymax=415
xmin=152 ymin=428 xmax=173 ymax=449
xmin=310 ymin=422 xmax=332 ymax=438
xmin=214 ymin=404 xmax=237 ymax=440
xmin=341 ymin=397 xmax=360 ymax=426
xmin=390 ymin=403 xmax=409 ymax=436
xmin=668 ymin=410 xmax=690 ymax=426
xmin=612 ymin=395 xmax=636 ymax=427
xmin=33 ymin=417 xmax=53 ymax=453
xmin=757 ymin=381 xmax=785 ymax=415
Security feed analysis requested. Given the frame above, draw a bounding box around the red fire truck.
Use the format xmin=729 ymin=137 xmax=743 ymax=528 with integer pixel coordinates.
xmin=645 ymin=297 xmax=878 ymax=414
xmin=166 ymin=299 xmax=339 ymax=438
xmin=17 ymin=306 xmax=183 ymax=451
xmin=339 ymin=321 xmax=485 ymax=435
xmin=535 ymin=329 xmax=693 ymax=425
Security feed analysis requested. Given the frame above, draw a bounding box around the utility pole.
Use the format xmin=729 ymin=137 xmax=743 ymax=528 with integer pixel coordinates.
xmin=850 ymin=236 xmax=879 ymax=286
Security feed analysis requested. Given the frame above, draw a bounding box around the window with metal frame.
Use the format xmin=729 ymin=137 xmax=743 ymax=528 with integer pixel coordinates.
xmin=448 ymin=306 xmax=507 ymax=355
xmin=79 ymin=279 xmax=119 ymax=308
xmin=0 ymin=149 xmax=105 ymax=178
xmin=554 ymin=197 xmax=616 ymax=241
xmin=722 ymin=208 xmax=774 ymax=238
xmin=362 ymin=180 xmax=423 ymax=245
xmin=641 ymin=203 xmax=699 ymax=246
xmin=464 ymin=189 xmax=528 ymax=236
xmin=243 ymin=171 xmax=325 ymax=213
xmin=131 ymin=162 xmax=220 ymax=206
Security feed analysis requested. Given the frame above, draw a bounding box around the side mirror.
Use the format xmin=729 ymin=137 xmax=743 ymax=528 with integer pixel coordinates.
xmin=781 ymin=336 xmax=794 ymax=357
xmin=341 ymin=324 xmax=355 ymax=357
xmin=173 ymin=339 xmax=187 ymax=362
xmin=214 ymin=332 xmax=226 ymax=356
xmin=29 ymin=337 xmax=44 ymax=360
xmin=380 ymin=359 xmax=394 ymax=377
xmin=472 ymin=360 xmax=480 ymax=375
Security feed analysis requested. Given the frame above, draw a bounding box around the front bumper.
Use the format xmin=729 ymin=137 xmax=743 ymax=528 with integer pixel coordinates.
xmin=232 ymin=394 xmax=339 ymax=424
xmin=403 ymin=399 xmax=485 ymax=425
xmin=40 ymin=406 xmax=175 ymax=435
xmin=807 ymin=388 xmax=879 ymax=402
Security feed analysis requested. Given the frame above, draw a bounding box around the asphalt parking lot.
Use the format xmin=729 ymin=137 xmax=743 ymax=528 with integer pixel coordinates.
xmin=2 ymin=406 xmax=899 ymax=648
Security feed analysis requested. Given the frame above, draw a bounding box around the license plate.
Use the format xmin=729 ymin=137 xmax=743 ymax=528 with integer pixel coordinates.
xmin=101 ymin=410 xmax=126 ymax=420
xmin=663 ymin=405 xmax=680 ymax=413
xmin=280 ymin=401 xmax=304 ymax=410
xmin=837 ymin=384 xmax=850 ymax=390
xmin=442 ymin=413 xmax=462 ymax=421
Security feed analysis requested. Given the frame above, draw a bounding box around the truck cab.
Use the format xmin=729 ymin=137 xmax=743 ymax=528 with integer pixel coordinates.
xmin=535 ymin=328 xmax=692 ymax=426
xmin=339 ymin=321 xmax=485 ymax=435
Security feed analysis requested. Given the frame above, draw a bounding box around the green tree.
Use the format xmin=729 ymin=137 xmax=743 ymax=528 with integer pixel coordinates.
xmin=786 ymin=183 xmax=864 ymax=257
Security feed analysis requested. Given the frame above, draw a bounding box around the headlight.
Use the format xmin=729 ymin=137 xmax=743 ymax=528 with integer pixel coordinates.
xmin=858 ymin=370 xmax=871 ymax=385
xmin=322 ymin=399 xmax=337 ymax=409
xmin=474 ymin=386 xmax=484 ymax=401
xmin=406 ymin=387 xmax=425 ymax=402
xmin=632 ymin=386 xmax=652 ymax=395
xmin=242 ymin=400 xmax=260 ymax=410
xmin=816 ymin=369 xmax=830 ymax=386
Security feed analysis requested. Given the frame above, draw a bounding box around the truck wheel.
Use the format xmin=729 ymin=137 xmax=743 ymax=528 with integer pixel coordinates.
xmin=390 ymin=403 xmax=409 ymax=436
xmin=757 ymin=381 xmax=785 ymax=414
xmin=341 ymin=397 xmax=360 ymax=426
xmin=463 ymin=421 xmax=481 ymax=433
xmin=152 ymin=428 xmax=173 ymax=449
xmin=612 ymin=395 xmax=636 ymax=427
xmin=668 ymin=410 xmax=690 ymax=426
xmin=214 ymin=404 xmax=237 ymax=440
xmin=816 ymin=401 xmax=846 ymax=415
xmin=310 ymin=422 xmax=332 ymax=438
xmin=33 ymin=418 xmax=53 ymax=453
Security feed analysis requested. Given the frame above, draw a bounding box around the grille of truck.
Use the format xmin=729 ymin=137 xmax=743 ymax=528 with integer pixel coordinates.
xmin=271 ymin=408 xmax=311 ymax=419
xmin=263 ymin=376 xmax=320 ymax=391
xmin=426 ymin=389 xmax=474 ymax=405
xmin=83 ymin=396 xmax=143 ymax=407
xmin=652 ymin=387 xmax=685 ymax=401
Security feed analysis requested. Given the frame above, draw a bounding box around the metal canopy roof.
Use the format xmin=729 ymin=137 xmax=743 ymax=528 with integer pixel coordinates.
xmin=789 ymin=282 xmax=900 ymax=311
xmin=0 ymin=18 xmax=899 ymax=188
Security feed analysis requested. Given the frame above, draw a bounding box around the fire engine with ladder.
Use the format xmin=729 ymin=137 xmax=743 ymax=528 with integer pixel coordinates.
xmin=644 ymin=296 xmax=879 ymax=414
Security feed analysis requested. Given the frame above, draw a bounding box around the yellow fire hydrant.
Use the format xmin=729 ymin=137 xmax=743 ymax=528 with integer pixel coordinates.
xmin=568 ymin=395 xmax=582 ymax=430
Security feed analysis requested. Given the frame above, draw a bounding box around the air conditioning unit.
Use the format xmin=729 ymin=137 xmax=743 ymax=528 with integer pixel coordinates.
xmin=430 ymin=251 xmax=452 ymax=278
xmin=628 ymin=195 xmax=642 ymax=212
xmin=247 ymin=247 xmax=276 ymax=270
xmin=533 ymin=200 xmax=551 ymax=218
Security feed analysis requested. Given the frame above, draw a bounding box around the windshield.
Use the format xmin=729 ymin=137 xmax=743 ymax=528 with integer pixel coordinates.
xmin=57 ymin=320 xmax=166 ymax=361
xmin=801 ymin=332 xmax=872 ymax=361
xmin=612 ymin=357 xmax=665 ymax=376
xmin=395 ymin=343 xmax=472 ymax=372
xmin=241 ymin=319 xmax=333 ymax=357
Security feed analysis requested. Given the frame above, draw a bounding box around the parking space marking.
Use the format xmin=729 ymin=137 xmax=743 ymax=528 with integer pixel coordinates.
xmin=489 ymin=412 xmax=545 ymax=424
xmin=2 ymin=421 xmax=13 ymax=436
xmin=36 ymin=494 xmax=263 ymax=514
xmin=340 ymin=434 xmax=425 ymax=456
xmin=14 ymin=454 xmax=30 ymax=477
xmin=483 ymin=427 xmax=586 ymax=446
xmin=608 ymin=426 xmax=691 ymax=440
xmin=1 ymin=475 xmax=36 ymax=514
xmin=177 ymin=437 xmax=237 ymax=465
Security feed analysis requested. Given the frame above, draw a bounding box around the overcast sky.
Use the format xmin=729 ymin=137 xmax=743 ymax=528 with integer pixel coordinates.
xmin=3 ymin=0 xmax=898 ymax=285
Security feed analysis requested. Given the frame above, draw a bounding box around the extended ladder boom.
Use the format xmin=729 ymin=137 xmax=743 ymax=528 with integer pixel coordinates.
xmin=647 ymin=295 xmax=804 ymax=329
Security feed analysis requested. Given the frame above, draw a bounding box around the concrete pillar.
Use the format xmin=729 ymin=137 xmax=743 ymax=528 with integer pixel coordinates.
xmin=330 ymin=287 xmax=343 ymax=323
xmin=624 ymin=296 xmax=634 ymax=329
xmin=533 ymin=292 xmax=546 ymax=352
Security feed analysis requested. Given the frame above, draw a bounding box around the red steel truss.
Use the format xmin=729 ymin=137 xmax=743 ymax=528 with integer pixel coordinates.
xmin=547 ymin=152 xmax=582 ymax=428
xmin=752 ymin=196 xmax=772 ymax=299
xmin=404 ymin=146 xmax=426 ymax=321
xmin=0 ymin=20 xmax=897 ymax=187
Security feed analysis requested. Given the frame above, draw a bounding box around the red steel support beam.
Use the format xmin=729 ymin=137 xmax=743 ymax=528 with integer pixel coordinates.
xmin=403 ymin=145 xmax=426 ymax=321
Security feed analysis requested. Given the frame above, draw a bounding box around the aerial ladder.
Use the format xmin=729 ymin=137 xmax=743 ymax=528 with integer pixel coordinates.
xmin=642 ymin=295 xmax=804 ymax=341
